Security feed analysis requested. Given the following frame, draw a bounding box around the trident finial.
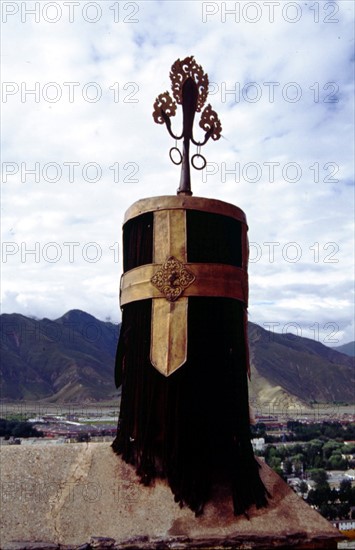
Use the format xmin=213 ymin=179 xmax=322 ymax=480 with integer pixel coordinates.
xmin=153 ymin=56 xmax=222 ymax=196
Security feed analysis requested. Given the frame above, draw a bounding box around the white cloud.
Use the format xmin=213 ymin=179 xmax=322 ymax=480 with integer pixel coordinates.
xmin=1 ymin=0 xmax=354 ymax=346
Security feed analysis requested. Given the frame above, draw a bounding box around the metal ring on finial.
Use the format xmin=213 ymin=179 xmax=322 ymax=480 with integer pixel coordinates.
xmin=191 ymin=153 xmax=207 ymax=170
xmin=169 ymin=147 xmax=183 ymax=165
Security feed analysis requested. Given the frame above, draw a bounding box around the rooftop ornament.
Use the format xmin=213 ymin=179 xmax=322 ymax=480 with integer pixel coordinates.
xmin=113 ymin=56 xmax=270 ymax=518
xmin=152 ymin=55 xmax=222 ymax=195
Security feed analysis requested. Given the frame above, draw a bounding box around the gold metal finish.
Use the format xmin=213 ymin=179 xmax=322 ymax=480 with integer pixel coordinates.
xmin=121 ymin=198 xmax=249 ymax=377
xmin=121 ymin=263 xmax=248 ymax=307
xmin=153 ymin=209 xmax=186 ymax=262
xmin=124 ymin=196 xmax=247 ymax=226
xmin=151 ymin=256 xmax=195 ymax=302
xmin=150 ymin=299 xmax=188 ymax=377
xmin=151 ymin=209 xmax=188 ymax=376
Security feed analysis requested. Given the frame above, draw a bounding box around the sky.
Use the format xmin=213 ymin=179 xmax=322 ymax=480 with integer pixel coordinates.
xmin=1 ymin=0 xmax=354 ymax=347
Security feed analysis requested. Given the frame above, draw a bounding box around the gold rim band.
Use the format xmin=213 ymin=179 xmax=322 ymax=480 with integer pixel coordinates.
xmin=124 ymin=195 xmax=247 ymax=226
xmin=120 ymin=263 xmax=248 ymax=306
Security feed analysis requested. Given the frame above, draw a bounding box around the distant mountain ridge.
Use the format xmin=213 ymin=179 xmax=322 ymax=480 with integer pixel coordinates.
xmin=0 ymin=310 xmax=120 ymax=402
xmin=333 ymin=341 xmax=355 ymax=357
xmin=248 ymin=323 xmax=354 ymax=406
xmin=0 ymin=310 xmax=354 ymax=404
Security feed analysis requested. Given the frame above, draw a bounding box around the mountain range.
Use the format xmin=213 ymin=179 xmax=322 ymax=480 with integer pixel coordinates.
xmin=0 ymin=310 xmax=118 ymax=403
xmin=334 ymin=341 xmax=355 ymax=357
xmin=0 ymin=310 xmax=354 ymax=405
xmin=248 ymin=323 xmax=354 ymax=407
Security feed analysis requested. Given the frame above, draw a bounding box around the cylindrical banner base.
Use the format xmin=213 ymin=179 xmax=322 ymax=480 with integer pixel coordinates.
xmin=112 ymin=196 xmax=268 ymax=515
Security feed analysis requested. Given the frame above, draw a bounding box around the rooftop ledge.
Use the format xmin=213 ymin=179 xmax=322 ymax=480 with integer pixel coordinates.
xmin=0 ymin=442 xmax=343 ymax=549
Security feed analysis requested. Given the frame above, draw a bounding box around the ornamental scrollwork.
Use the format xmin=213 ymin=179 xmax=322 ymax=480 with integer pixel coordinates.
xmin=169 ymin=56 xmax=209 ymax=112
xmin=152 ymin=56 xmax=222 ymax=195
xmin=151 ymin=256 xmax=195 ymax=302
xmin=152 ymin=91 xmax=177 ymax=124
xmin=199 ymin=104 xmax=222 ymax=141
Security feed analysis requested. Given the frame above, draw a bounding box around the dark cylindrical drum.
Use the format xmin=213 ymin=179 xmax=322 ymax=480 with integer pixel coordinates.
xmin=112 ymin=195 xmax=268 ymax=515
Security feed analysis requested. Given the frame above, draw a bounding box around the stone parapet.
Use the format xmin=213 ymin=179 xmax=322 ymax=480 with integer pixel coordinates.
xmin=0 ymin=443 xmax=342 ymax=549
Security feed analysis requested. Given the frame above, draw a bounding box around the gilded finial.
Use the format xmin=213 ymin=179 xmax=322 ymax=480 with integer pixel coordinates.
xmin=153 ymin=56 xmax=222 ymax=195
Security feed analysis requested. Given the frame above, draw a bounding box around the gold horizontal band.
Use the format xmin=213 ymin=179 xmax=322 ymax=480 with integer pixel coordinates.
xmin=124 ymin=195 xmax=247 ymax=227
xmin=120 ymin=263 xmax=248 ymax=307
